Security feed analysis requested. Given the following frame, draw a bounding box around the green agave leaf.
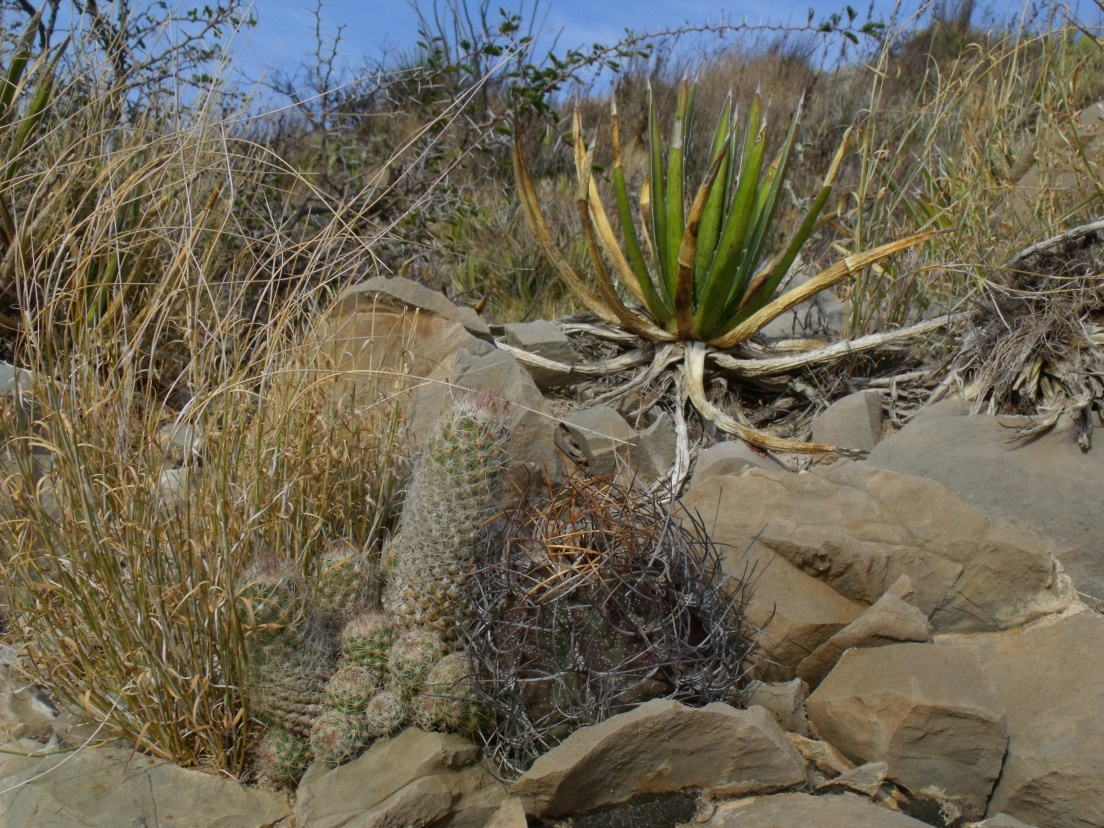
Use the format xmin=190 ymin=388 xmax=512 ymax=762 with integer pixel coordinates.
xmin=664 ymin=77 xmax=691 ymax=300
xmin=673 ymin=143 xmax=728 ymax=338
xmin=709 ymin=232 xmax=937 ymax=348
xmin=647 ymin=83 xmax=671 ymax=306
xmin=572 ymin=110 xmax=671 ymax=340
xmin=720 ymin=93 xmax=806 ymax=323
xmin=722 ymin=126 xmax=857 ymax=331
xmin=610 ymin=98 xmax=670 ymax=322
xmin=693 ymin=92 xmax=766 ymax=338
xmin=693 ymin=93 xmax=734 ymax=300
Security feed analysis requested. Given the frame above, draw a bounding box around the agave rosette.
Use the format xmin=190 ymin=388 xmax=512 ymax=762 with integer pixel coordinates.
xmin=514 ymin=78 xmax=932 ymax=348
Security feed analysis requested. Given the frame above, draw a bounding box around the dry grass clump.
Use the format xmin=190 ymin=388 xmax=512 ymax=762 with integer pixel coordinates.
xmin=0 ymin=35 xmax=408 ymax=772
xmin=464 ymin=469 xmax=756 ymax=778
xmin=843 ymin=9 xmax=1104 ymax=335
xmin=950 ymin=218 xmax=1104 ymax=446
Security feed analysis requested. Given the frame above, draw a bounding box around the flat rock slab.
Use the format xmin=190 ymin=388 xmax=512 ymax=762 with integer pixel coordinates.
xmin=684 ymin=462 xmax=1073 ymax=673
xmin=947 ymin=611 xmax=1104 ymax=828
xmin=812 ymin=389 xmax=885 ymax=452
xmin=511 ymin=699 xmax=805 ymax=819
xmin=806 ymin=642 xmax=1007 ymax=813
xmin=797 ymin=591 xmax=932 ymax=688
xmin=866 ymin=409 xmax=1104 ymax=600
xmin=0 ymin=746 xmax=290 ymax=828
xmin=296 ymin=728 xmax=504 ymax=828
xmin=693 ymin=792 xmax=934 ymax=827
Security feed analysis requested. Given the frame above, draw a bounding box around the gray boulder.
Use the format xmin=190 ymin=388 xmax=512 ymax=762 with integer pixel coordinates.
xmin=867 ymin=408 xmax=1104 ymax=600
xmin=0 ymin=746 xmax=290 ymax=827
xmin=806 ymin=642 xmax=1007 ymax=815
xmin=511 ymin=700 xmax=805 ymax=819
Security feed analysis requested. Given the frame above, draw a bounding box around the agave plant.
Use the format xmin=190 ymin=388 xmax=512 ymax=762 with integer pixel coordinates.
xmin=513 ymin=79 xmax=946 ymax=454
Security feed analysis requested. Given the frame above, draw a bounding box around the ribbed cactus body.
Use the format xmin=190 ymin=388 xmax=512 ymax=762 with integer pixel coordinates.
xmin=239 ymin=556 xmax=332 ymax=739
xmin=311 ymin=708 xmax=369 ymax=768
xmin=382 ymin=400 xmax=508 ymax=641
xmin=364 ymin=689 xmax=407 ymax=739
xmin=388 ymin=628 xmax=447 ymax=697
xmin=341 ymin=611 xmax=394 ymax=674
xmin=412 ymin=652 xmax=485 ymax=735
xmin=252 ymin=726 xmax=312 ymax=788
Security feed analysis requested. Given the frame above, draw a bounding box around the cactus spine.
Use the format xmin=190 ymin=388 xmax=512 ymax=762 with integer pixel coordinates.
xmin=412 ymin=652 xmax=485 ymax=735
xmin=252 ymin=725 xmax=313 ymax=788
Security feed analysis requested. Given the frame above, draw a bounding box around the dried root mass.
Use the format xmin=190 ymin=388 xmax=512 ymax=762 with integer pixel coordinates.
xmin=954 ymin=218 xmax=1104 ymax=447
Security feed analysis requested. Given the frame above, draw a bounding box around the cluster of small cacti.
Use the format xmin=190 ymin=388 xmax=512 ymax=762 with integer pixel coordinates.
xmin=237 ymin=397 xmax=507 ymax=783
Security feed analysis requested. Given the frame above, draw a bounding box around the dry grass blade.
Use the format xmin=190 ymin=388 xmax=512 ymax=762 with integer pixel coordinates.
xmin=950 ymin=218 xmax=1104 ymax=448
xmin=710 ymin=233 xmax=938 ymax=348
xmin=513 ymin=133 xmax=620 ymax=327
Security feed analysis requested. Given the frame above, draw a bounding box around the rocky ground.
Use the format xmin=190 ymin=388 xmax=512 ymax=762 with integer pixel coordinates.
xmin=2 ymin=277 xmax=1103 ymax=827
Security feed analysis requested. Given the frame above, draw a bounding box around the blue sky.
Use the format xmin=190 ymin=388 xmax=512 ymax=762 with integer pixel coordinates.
xmin=229 ymin=0 xmax=913 ymax=81
xmin=228 ymin=0 xmax=1099 ymax=84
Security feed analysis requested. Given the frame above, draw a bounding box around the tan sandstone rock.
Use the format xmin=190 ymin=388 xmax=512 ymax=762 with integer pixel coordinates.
xmin=511 ymin=700 xmax=805 ymax=819
xmin=944 ymin=611 xmax=1104 ymax=828
xmin=314 ymin=275 xmax=562 ymax=491
xmin=685 ymin=462 xmax=1073 ymax=670
xmin=0 ymin=746 xmax=291 ymax=827
xmin=867 ymin=407 xmax=1104 ymax=602
xmin=295 ymin=728 xmax=505 ymax=828
xmin=797 ymin=588 xmax=933 ymax=688
xmin=806 ymin=642 xmax=1007 ymax=815
xmin=690 ymin=792 xmax=935 ymax=827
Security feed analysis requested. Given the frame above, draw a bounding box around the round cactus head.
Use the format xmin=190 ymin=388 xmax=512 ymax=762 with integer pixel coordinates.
xmin=323 ymin=664 xmax=382 ymax=716
xmin=388 ymin=628 xmax=447 ymax=697
xmin=412 ymin=651 xmax=485 ymax=736
xmin=310 ymin=708 xmax=369 ymax=768
xmin=251 ymin=726 xmax=312 ymax=788
xmin=342 ymin=611 xmax=395 ymax=674
xmin=312 ymin=539 xmax=378 ymax=622
xmin=364 ymin=689 xmax=407 ymax=740
xmin=238 ymin=554 xmax=311 ymax=651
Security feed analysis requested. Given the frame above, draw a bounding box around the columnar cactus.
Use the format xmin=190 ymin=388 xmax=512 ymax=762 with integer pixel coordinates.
xmin=241 ymin=397 xmax=512 ymax=774
xmin=381 ymin=398 xmax=508 ymax=641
